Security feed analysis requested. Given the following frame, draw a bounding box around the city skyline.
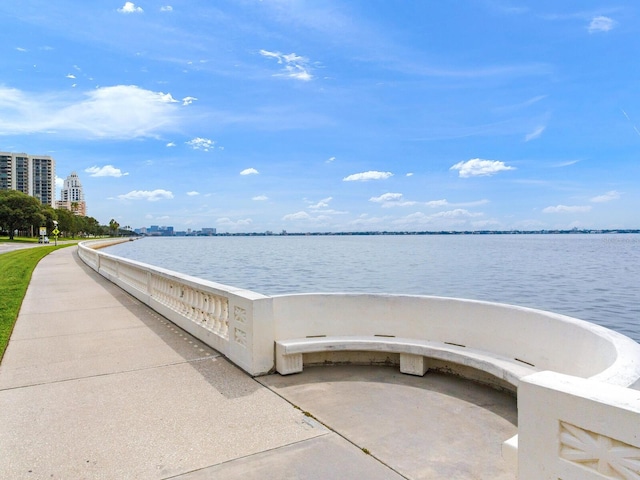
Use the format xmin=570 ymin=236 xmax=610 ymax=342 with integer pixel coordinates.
xmin=1 ymin=2 xmax=639 ymax=233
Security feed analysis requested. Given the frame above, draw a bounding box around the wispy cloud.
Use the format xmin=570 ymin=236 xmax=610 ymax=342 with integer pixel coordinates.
xmin=553 ymin=160 xmax=580 ymax=168
xmin=240 ymin=168 xmax=259 ymax=175
xmin=0 ymin=85 xmax=185 ymax=139
xmin=495 ymin=95 xmax=548 ymax=113
xmin=621 ymin=109 xmax=640 ymax=137
xmin=588 ymin=16 xmax=616 ymax=33
xmin=343 ymin=171 xmax=393 ymax=182
xmin=369 ymin=193 xmax=417 ymax=208
xmin=260 ymin=50 xmax=313 ymax=81
xmin=524 ymin=125 xmax=546 ymax=142
xmin=450 ymin=159 xmax=515 ymax=178
xmin=118 ymin=2 xmax=143 ymax=14
xmin=118 ymin=189 xmax=174 ymax=201
xmin=186 ymin=137 xmax=214 ymax=151
xmin=253 ymin=195 xmax=269 ymax=201
xmin=591 ymin=191 xmax=621 ymax=203
xmin=66 ymin=74 xmax=76 ymax=79
xmin=186 ymin=191 xmax=200 ymax=196
xmin=308 ymin=197 xmax=333 ymax=209
xmin=326 ymin=156 xmax=336 ymax=163
xmin=543 ymin=205 xmax=592 ymax=213
xmin=160 ymin=6 xmax=173 ymax=12
xmin=182 ymin=96 xmax=197 ymax=106
xmin=85 ymin=165 xmax=129 ymax=177
xmin=282 ymin=211 xmax=332 ymax=223
xmin=166 ymin=142 xmax=176 ymax=147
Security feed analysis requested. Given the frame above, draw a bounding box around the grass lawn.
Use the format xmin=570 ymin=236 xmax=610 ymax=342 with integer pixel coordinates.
xmin=0 ymin=244 xmax=74 ymax=361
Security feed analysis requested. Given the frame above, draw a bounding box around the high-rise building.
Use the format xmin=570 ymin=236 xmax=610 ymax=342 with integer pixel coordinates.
xmin=57 ymin=171 xmax=87 ymax=216
xmin=0 ymin=152 xmax=56 ymax=207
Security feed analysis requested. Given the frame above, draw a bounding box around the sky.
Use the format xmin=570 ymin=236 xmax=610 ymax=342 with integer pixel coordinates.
xmin=1 ymin=1 xmax=639 ymax=233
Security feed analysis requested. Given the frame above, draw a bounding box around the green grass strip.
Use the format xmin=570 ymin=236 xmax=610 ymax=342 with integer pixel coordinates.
xmin=0 ymin=245 xmax=73 ymax=362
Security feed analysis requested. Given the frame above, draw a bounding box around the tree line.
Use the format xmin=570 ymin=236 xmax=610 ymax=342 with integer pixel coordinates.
xmin=0 ymin=190 xmax=121 ymax=239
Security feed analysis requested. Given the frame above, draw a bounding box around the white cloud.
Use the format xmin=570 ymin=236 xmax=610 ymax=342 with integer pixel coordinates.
xmin=85 ymin=165 xmax=129 ymax=177
xmin=0 ymin=85 xmax=184 ymax=139
xmin=253 ymin=195 xmax=269 ymax=201
xmin=282 ymin=211 xmax=311 ymax=221
xmin=66 ymin=74 xmax=76 ymax=79
xmin=588 ymin=16 xmax=615 ymax=33
xmin=425 ymin=199 xmax=449 ymax=207
xmin=406 ymin=172 xmax=413 ymax=177
xmin=553 ymin=160 xmax=580 ymax=168
xmin=55 ymin=176 xmax=64 ymax=188
xmin=186 ymin=191 xmax=200 ymax=196
xmin=240 ymin=168 xmax=259 ymax=175
xmin=118 ymin=2 xmax=143 ymax=13
xmin=390 ymin=209 xmax=484 ymax=228
xmin=369 ymin=192 xmax=416 ymax=208
xmin=524 ymin=125 xmax=545 ymax=142
xmin=186 ymin=137 xmax=214 ymax=151
xmin=326 ymin=156 xmax=336 ymax=163
xmin=16 ymin=47 xmax=27 ymax=52
xmin=259 ymin=49 xmax=313 ymax=81
xmin=160 ymin=6 xmax=173 ymax=12
xmin=543 ymin=205 xmax=592 ymax=213
xmin=118 ymin=189 xmax=174 ymax=201
xmin=343 ymin=171 xmax=393 ymax=182
xmin=431 ymin=209 xmax=483 ymax=219
xmin=450 ymin=159 xmax=515 ymax=178
xmin=308 ymin=197 xmax=332 ymax=209
xmin=182 ymin=96 xmax=197 ymax=106
xmin=590 ymin=190 xmax=621 ymax=203
xmin=166 ymin=142 xmax=176 ymax=147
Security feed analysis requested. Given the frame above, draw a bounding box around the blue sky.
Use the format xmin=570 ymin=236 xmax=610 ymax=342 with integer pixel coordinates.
xmin=1 ymin=1 xmax=639 ymax=232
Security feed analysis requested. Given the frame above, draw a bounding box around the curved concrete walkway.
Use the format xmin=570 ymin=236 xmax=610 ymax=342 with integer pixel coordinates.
xmin=0 ymin=247 xmax=517 ymax=479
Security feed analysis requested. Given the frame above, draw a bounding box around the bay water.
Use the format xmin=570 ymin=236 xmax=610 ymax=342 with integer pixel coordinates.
xmin=106 ymin=234 xmax=640 ymax=343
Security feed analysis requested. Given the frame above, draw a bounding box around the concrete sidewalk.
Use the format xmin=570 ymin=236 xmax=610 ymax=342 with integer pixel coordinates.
xmin=0 ymin=247 xmax=517 ymax=479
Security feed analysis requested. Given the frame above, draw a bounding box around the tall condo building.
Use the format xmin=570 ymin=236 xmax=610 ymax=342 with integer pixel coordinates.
xmin=0 ymin=152 xmax=56 ymax=207
xmin=57 ymin=171 xmax=87 ymax=216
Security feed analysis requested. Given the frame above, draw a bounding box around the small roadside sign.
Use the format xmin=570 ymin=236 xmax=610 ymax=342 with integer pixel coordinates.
xmin=39 ymin=226 xmax=47 ymax=236
xmin=52 ymin=228 xmax=60 ymax=236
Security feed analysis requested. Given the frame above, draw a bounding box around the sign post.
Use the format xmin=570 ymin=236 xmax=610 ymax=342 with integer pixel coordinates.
xmin=52 ymin=220 xmax=59 ymax=246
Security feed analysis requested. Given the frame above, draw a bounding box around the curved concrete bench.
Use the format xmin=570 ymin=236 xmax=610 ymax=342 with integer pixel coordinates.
xmin=272 ymin=294 xmax=640 ymax=391
xmin=276 ymin=335 xmax=538 ymax=389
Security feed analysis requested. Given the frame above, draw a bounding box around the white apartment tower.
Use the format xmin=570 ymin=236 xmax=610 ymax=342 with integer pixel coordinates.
xmin=57 ymin=171 xmax=87 ymax=216
xmin=0 ymin=152 xmax=56 ymax=207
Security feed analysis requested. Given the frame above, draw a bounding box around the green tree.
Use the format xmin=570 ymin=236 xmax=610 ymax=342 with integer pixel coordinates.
xmin=40 ymin=205 xmax=58 ymax=233
xmin=54 ymin=208 xmax=76 ymax=237
xmin=108 ymin=218 xmax=120 ymax=237
xmin=0 ymin=190 xmax=45 ymax=239
xmin=84 ymin=216 xmax=102 ymax=237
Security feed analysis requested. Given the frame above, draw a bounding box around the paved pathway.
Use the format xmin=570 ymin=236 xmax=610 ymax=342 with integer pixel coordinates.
xmin=0 ymin=247 xmax=517 ymax=479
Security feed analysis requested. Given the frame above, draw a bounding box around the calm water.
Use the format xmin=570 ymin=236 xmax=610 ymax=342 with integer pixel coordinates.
xmin=106 ymin=234 xmax=640 ymax=343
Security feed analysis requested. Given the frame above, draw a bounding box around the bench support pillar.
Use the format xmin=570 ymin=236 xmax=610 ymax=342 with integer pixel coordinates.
xmin=400 ymin=353 xmax=429 ymax=376
xmin=276 ymin=344 xmax=303 ymax=375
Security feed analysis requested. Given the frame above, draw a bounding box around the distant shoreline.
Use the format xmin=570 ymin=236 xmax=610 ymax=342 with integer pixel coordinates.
xmin=139 ymin=229 xmax=640 ymax=238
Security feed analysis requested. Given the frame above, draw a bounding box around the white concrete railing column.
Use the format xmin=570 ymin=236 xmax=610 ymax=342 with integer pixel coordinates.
xmin=517 ymin=371 xmax=640 ymax=479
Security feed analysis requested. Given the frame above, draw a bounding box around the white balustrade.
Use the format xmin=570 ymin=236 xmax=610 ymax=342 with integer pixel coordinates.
xmin=78 ymin=240 xmax=273 ymax=375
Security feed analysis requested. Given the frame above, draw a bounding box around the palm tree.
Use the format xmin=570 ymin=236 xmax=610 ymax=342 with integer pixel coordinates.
xmin=108 ymin=219 xmax=120 ymax=237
